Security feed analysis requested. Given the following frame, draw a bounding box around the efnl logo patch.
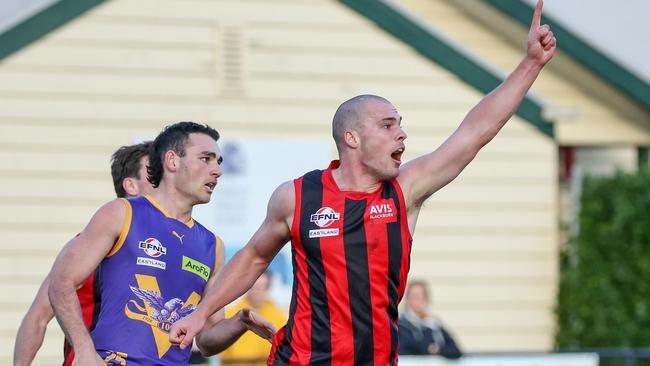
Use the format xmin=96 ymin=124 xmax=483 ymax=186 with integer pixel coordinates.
xmin=309 ymin=206 xmax=341 ymax=238
xmin=182 ymin=256 xmax=211 ymax=281
xmin=139 ymin=238 xmax=167 ymax=258
xmin=310 ymin=207 xmax=340 ymax=227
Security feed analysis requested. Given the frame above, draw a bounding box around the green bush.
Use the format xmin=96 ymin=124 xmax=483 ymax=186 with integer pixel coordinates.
xmin=556 ymin=168 xmax=650 ymax=348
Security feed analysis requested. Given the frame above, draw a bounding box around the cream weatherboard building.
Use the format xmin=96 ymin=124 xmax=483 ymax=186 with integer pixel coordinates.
xmin=0 ymin=0 xmax=648 ymax=365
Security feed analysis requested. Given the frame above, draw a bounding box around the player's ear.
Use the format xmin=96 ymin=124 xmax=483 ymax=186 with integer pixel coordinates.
xmin=122 ymin=177 xmax=138 ymax=196
xmin=163 ymin=150 xmax=179 ymax=172
xmin=344 ymin=129 xmax=360 ymax=149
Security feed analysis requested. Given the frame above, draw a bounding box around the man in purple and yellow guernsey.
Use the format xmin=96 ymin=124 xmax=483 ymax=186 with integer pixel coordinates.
xmin=14 ymin=142 xmax=154 ymax=366
xmin=49 ymin=122 xmax=276 ymax=366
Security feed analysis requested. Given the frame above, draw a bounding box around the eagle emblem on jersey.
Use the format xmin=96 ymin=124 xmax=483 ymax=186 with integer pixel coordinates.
xmin=129 ymin=286 xmax=196 ymax=323
xmin=124 ymin=274 xmax=201 ymax=358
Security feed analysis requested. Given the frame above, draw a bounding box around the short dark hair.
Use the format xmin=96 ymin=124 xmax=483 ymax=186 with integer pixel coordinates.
xmin=111 ymin=141 xmax=152 ymax=198
xmin=147 ymin=122 xmax=220 ymax=188
xmin=332 ymin=94 xmax=391 ymax=148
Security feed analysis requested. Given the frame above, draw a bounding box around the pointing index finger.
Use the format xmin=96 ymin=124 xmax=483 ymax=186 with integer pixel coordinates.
xmin=530 ymin=0 xmax=543 ymax=33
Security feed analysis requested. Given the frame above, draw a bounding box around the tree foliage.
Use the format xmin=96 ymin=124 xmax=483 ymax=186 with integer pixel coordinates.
xmin=556 ymin=168 xmax=650 ymax=348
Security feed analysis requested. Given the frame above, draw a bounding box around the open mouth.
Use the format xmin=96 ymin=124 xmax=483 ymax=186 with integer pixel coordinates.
xmin=205 ymin=182 xmax=216 ymax=192
xmin=391 ymin=147 xmax=405 ymax=163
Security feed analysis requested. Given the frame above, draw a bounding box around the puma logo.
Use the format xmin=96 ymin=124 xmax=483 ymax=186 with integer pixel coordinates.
xmin=172 ymin=230 xmax=185 ymax=244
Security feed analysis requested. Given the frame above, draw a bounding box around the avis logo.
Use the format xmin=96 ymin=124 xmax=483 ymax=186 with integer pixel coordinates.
xmin=367 ymin=199 xmax=397 ymax=222
xmin=370 ymin=204 xmax=393 ymax=216
xmin=138 ymin=238 xmax=167 ymax=258
xmin=310 ymin=207 xmax=340 ymax=228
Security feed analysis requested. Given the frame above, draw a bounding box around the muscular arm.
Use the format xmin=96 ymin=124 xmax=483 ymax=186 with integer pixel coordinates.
xmin=194 ymin=255 xmax=247 ymax=357
xmin=13 ymin=275 xmax=54 ymax=366
xmin=170 ymin=181 xmax=294 ymax=349
xmin=195 ymin=308 xmax=243 ymax=356
xmin=195 ymin=240 xmax=276 ymax=356
xmin=196 ymin=307 xmax=277 ymax=356
xmin=48 ymin=199 xmax=126 ymax=364
xmin=399 ymin=0 xmax=556 ymax=211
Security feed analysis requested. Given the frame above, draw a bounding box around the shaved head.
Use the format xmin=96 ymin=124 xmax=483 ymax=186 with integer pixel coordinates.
xmin=332 ymin=94 xmax=391 ymax=150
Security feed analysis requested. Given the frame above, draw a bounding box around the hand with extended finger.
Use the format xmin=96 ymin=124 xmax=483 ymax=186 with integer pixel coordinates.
xmin=527 ymin=0 xmax=556 ymax=66
xmin=238 ymin=308 xmax=278 ymax=343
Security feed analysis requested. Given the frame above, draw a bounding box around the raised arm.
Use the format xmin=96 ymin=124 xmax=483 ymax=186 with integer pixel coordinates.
xmin=48 ymin=199 xmax=127 ymax=366
xmin=13 ymin=275 xmax=55 ymax=366
xmin=399 ymin=0 xmax=556 ymax=209
xmin=170 ymin=181 xmax=294 ymax=349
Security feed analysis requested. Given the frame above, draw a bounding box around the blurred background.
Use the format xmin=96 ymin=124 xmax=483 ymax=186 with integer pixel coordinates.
xmin=1 ymin=0 xmax=648 ymax=365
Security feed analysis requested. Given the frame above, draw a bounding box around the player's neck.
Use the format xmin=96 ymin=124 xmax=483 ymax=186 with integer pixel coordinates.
xmin=332 ymin=159 xmax=382 ymax=193
xmin=149 ymin=185 xmax=193 ymax=223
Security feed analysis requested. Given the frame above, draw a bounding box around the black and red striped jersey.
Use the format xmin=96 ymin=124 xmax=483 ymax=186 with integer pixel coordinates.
xmin=63 ymin=272 xmax=99 ymax=366
xmin=270 ymin=160 xmax=413 ymax=366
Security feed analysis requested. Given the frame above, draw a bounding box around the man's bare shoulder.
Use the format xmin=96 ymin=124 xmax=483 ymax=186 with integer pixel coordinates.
xmin=78 ymin=198 xmax=129 ymax=239
xmin=268 ymin=180 xmax=295 ymax=220
xmin=274 ymin=180 xmax=295 ymax=198
xmin=92 ymin=198 xmax=128 ymax=221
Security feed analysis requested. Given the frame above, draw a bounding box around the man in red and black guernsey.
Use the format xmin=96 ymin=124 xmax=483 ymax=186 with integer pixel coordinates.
xmin=49 ymin=123 xmax=276 ymax=366
xmin=171 ymin=2 xmax=556 ymax=364
xmin=14 ymin=141 xmax=153 ymax=366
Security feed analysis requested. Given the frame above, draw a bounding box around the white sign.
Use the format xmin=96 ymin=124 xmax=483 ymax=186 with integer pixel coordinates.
xmin=398 ymin=353 xmax=599 ymax=366
xmin=193 ymin=138 xmax=331 ymax=306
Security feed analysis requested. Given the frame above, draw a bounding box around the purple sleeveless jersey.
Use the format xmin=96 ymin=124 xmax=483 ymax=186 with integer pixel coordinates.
xmin=89 ymin=196 xmax=219 ymax=365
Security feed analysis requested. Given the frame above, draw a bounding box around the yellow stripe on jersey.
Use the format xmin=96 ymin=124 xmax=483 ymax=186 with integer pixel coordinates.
xmin=214 ymin=236 xmax=224 ymax=274
xmin=145 ymin=195 xmax=195 ymax=228
xmin=107 ymin=198 xmax=132 ymax=257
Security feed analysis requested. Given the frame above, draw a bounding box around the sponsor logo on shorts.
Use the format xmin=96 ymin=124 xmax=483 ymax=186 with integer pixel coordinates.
xmin=309 ymin=228 xmax=340 ymax=238
xmin=138 ymin=238 xmax=167 ymax=257
xmin=136 ymin=257 xmax=166 ymax=270
xmin=310 ymin=207 xmax=340 ymax=228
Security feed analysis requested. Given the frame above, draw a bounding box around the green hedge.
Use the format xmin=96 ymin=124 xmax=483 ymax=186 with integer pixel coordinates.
xmin=556 ymin=168 xmax=650 ymax=348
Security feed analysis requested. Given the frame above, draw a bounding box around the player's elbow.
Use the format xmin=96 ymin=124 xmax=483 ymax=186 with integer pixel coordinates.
xmin=195 ymin=336 xmax=223 ymax=357
xmin=47 ymin=279 xmax=59 ymax=304
xmin=463 ymin=113 xmax=505 ymax=152
xmin=196 ymin=341 xmax=212 ymax=357
xmin=33 ymin=310 xmax=54 ymax=330
xmin=47 ymin=272 xmax=71 ymax=309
